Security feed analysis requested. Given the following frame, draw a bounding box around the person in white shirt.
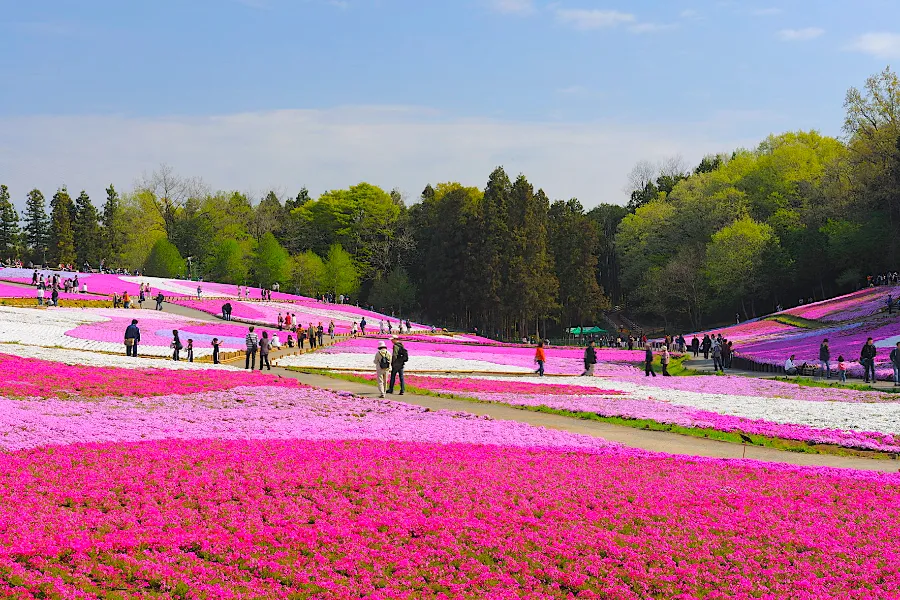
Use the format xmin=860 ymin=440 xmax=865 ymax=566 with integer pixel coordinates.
xmin=784 ymin=355 xmax=798 ymax=375
xmin=270 ymin=333 xmax=281 ymax=349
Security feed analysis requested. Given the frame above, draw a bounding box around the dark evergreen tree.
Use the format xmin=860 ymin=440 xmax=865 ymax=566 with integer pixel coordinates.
xmin=101 ymin=184 xmax=126 ymax=266
xmin=0 ymin=185 xmax=20 ymax=259
xmin=476 ymin=167 xmax=512 ymax=333
xmin=49 ymin=187 xmax=76 ymax=266
xmin=74 ymin=190 xmax=101 ymax=268
xmin=23 ymin=189 xmax=50 ymax=265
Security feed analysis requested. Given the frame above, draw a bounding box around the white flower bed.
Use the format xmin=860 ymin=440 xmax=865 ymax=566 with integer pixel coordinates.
xmin=121 ymin=276 xmax=227 ymax=297
xmin=274 ymin=351 xmax=533 ymax=374
xmin=0 ymin=306 xmax=214 ymax=358
xmin=0 ymin=343 xmax=240 ymax=370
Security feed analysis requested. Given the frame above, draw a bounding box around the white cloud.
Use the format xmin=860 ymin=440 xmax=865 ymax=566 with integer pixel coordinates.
xmin=777 ymin=27 xmax=824 ymax=41
xmin=750 ymin=7 xmax=782 ymax=16
xmin=848 ymin=32 xmax=900 ymax=59
xmin=554 ymin=8 xmax=635 ymax=30
xmin=679 ymin=9 xmax=699 ymax=19
xmin=0 ymin=107 xmax=766 ymax=209
xmin=629 ymin=22 xmax=677 ymax=34
xmin=487 ymin=0 xmax=536 ymax=15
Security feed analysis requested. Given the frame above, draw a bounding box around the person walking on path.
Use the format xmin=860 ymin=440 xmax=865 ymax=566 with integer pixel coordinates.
xmin=186 ymin=339 xmax=194 ymax=362
xmin=712 ymin=342 xmax=724 ymax=373
xmin=890 ymin=342 xmax=900 ymax=387
xmin=644 ymin=344 xmax=656 ymax=377
xmin=387 ymin=336 xmax=408 ymax=395
xmin=818 ymin=339 xmax=831 ymax=379
xmin=124 ymin=319 xmax=140 ymax=357
xmin=171 ymin=330 xmax=183 ymax=361
xmin=860 ymin=337 xmax=877 ymax=383
xmin=37 ymin=286 xmax=44 ymax=306
xmin=51 ymin=288 xmax=59 ymax=307
xmin=534 ymin=341 xmax=546 ymax=377
xmin=701 ymin=335 xmax=711 ymax=360
xmin=259 ymin=332 xmax=272 ymax=371
xmin=582 ymin=340 xmax=597 ymax=376
xmin=360 ymin=317 xmax=367 ymax=336
xmin=123 ymin=292 xmax=131 ymax=309
xmin=245 ymin=326 xmax=259 ymax=370
xmin=837 ymin=355 xmax=847 ymax=382
xmin=317 ymin=322 xmax=324 ymax=347
xmin=308 ymin=324 xmax=317 ymax=349
xmin=212 ymin=338 xmax=220 ymax=364
xmin=155 ymin=292 xmax=164 ymax=311
xmin=661 ymin=347 xmax=671 ymax=376
xmin=328 ymin=321 xmax=335 ymax=340
xmin=374 ymin=341 xmax=391 ymax=398
xmin=277 ymin=313 xmax=284 ymax=330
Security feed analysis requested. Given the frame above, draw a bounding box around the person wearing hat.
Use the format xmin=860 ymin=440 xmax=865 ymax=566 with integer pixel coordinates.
xmin=373 ymin=340 xmax=392 ymax=398
xmin=387 ymin=336 xmax=409 ymax=395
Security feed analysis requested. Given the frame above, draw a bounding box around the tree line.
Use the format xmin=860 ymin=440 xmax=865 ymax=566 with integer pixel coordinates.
xmin=1 ymin=67 xmax=898 ymax=334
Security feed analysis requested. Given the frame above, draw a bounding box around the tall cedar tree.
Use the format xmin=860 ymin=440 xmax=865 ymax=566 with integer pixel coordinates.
xmin=476 ymin=167 xmax=512 ymax=332
xmin=49 ymin=187 xmax=76 ymax=266
xmin=24 ymin=189 xmax=50 ymax=265
xmin=74 ymin=191 xmax=101 ymax=267
xmin=101 ymin=185 xmax=125 ymax=266
xmin=0 ymin=185 xmax=20 ymax=259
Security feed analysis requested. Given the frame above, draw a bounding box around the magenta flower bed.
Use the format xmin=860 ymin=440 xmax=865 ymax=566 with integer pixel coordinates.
xmin=783 ymin=285 xmax=900 ymax=322
xmin=0 ymin=282 xmax=84 ymax=300
xmin=0 ymin=353 xmax=295 ymax=399
xmin=698 ymin=319 xmax=799 ymax=343
xmin=1 ymin=438 xmax=898 ymax=598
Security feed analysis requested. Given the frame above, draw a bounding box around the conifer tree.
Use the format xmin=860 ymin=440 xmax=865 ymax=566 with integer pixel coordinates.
xmin=49 ymin=187 xmax=76 ymax=266
xmin=74 ymin=190 xmax=101 ymax=267
xmin=0 ymin=185 xmax=21 ymax=259
xmin=101 ymin=185 xmax=125 ymax=266
xmin=23 ymin=189 xmax=50 ymax=265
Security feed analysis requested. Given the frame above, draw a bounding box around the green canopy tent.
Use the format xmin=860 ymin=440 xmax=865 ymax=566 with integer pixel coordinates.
xmin=566 ymin=326 xmax=606 ymax=335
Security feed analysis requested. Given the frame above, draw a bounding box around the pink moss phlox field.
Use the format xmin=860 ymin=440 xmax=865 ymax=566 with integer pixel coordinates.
xmin=783 ymin=285 xmax=900 ymax=322
xmin=64 ymin=315 xmax=259 ymax=349
xmin=699 ymin=319 xmax=800 ymax=343
xmin=378 ymin=375 xmax=900 ymax=452
xmin=0 ymin=439 xmax=898 ymax=599
xmin=0 ymin=386 xmax=617 ymax=452
xmin=0 ymin=354 xmax=295 ymax=399
xmin=0 ymin=282 xmax=84 ymax=300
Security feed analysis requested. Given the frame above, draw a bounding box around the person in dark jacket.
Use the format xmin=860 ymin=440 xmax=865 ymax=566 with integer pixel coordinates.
xmin=124 ymin=319 xmax=140 ymax=357
xmin=259 ymin=331 xmax=271 ymax=371
xmin=582 ymin=341 xmax=597 ymax=376
xmin=701 ymin=334 xmax=711 ymax=359
xmin=818 ymin=339 xmax=831 ymax=379
xmin=644 ymin=344 xmax=656 ymax=377
xmin=155 ymin=292 xmax=164 ymax=311
xmin=691 ymin=336 xmax=700 ymax=357
xmin=171 ymin=330 xmax=183 ymax=361
xmin=890 ymin=341 xmax=900 ymax=386
xmin=387 ymin=336 xmax=408 ymax=394
xmin=222 ymin=302 xmax=232 ymax=321
xmin=860 ymin=337 xmax=877 ymax=383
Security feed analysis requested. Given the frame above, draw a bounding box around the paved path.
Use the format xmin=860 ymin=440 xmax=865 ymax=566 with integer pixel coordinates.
xmin=148 ymin=301 xmax=896 ymax=471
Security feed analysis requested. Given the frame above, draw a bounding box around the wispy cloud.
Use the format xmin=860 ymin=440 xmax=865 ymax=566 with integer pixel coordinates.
xmin=778 ymin=27 xmax=824 ymax=41
xmin=847 ymin=32 xmax=900 ymax=59
xmin=554 ymin=8 xmax=635 ymax=30
xmin=487 ymin=0 xmax=536 ymax=16
xmin=0 ymin=107 xmax=765 ymax=209
xmin=679 ymin=9 xmax=700 ymax=19
xmin=629 ymin=22 xmax=677 ymax=34
xmin=750 ymin=7 xmax=782 ymax=16
xmin=556 ymin=85 xmax=586 ymax=95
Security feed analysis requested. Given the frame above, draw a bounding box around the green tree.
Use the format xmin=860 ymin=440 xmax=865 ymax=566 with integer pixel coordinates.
xmin=74 ymin=190 xmax=101 ymax=267
xmin=476 ymin=167 xmax=512 ymax=330
xmin=369 ymin=267 xmax=417 ymax=315
xmin=49 ymin=187 xmax=76 ymax=266
xmin=144 ymin=237 xmax=186 ymax=278
xmin=207 ymin=238 xmax=247 ymax=284
xmin=291 ymin=250 xmax=326 ymax=297
xmin=0 ymin=185 xmax=20 ymax=259
xmin=101 ymin=185 xmax=126 ymax=267
xmin=252 ymin=232 xmax=290 ymax=288
xmin=323 ymin=244 xmax=359 ymax=297
xmin=705 ymin=216 xmax=778 ymax=319
xmin=24 ymin=189 xmax=50 ymax=265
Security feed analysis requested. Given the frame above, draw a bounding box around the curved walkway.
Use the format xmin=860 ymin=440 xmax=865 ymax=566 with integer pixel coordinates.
xmin=154 ymin=301 xmax=897 ymax=472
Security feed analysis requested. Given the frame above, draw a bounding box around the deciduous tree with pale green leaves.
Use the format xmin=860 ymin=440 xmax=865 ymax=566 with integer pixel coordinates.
xmin=323 ymin=244 xmax=359 ymax=298
xmin=252 ymin=232 xmax=290 ymax=288
xmin=144 ymin=238 xmax=186 ymax=278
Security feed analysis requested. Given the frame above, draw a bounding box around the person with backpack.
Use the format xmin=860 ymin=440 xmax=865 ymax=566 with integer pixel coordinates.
xmin=124 ymin=319 xmax=140 ymax=357
xmin=581 ymin=340 xmax=597 ymax=376
xmin=819 ymin=338 xmax=831 ymax=379
xmin=259 ymin=331 xmax=271 ymax=371
xmin=891 ymin=342 xmax=900 ymax=387
xmin=374 ymin=341 xmax=391 ymax=398
xmin=860 ymin=337 xmax=877 ymax=383
xmin=387 ymin=336 xmax=409 ymax=395
xmin=245 ymin=326 xmax=259 ymax=370
xmin=171 ymin=330 xmax=183 ymax=361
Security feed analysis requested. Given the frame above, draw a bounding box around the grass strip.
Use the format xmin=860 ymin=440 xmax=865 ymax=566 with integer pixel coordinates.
xmin=769 ymin=376 xmax=900 ymax=394
xmin=286 ymin=367 xmax=897 ymax=460
xmin=767 ymin=314 xmax=821 ymax=329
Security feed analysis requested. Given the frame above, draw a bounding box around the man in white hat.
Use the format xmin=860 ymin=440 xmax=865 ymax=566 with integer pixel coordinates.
xmin=373 ymin=340 xmax=392 ymax=398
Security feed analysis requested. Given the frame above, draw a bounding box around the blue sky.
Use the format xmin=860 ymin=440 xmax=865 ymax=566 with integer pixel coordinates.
xmin=1 ymin=0 xmax=898 ymax=207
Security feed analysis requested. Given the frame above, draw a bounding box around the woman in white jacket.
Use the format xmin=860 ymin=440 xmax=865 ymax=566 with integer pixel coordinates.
xmin=374 ymin=341 xmax=391 ymax=398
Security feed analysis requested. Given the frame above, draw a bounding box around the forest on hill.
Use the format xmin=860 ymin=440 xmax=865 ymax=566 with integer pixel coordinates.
xmin=1 ymin=67 xmax=899 ymax=336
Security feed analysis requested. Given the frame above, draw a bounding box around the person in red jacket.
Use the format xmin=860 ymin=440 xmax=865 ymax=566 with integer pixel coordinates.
xmin=534 ymin=342 xmax=546 ymax=377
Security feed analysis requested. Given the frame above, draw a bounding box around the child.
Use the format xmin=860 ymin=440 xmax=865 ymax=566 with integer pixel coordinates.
xmin=837 ymin=355 xmax=847 ymax=383
xmin=212 ymin=338 xmax=220 ymax=364
xmin=186 ymin=339 xmax=194 ymax=363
